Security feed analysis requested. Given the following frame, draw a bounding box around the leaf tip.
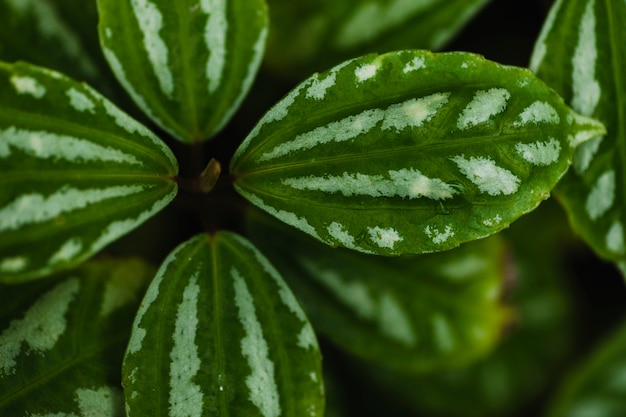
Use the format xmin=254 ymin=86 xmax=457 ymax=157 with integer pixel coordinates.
xmin=567 ymin=111 xmax=606 ymax=148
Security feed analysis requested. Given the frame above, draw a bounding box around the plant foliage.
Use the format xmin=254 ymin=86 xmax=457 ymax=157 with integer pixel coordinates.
xmin=231 ymin=49 xmax=604 ymax=255
xmin=531 ymin=0 xmax=626 ymax=271
xmin=0 ymin=258 xmax=152 ymax=416
xmin=0 ymin=0 xmax=625 ymax=416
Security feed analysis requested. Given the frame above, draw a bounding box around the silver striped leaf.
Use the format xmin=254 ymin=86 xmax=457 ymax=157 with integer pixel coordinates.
xmin=246 ymin=210 xmax=511 ymax=374
xmin=0 ymin=61 xmax=178 ymax=283
xmin=231 ymin=50 xmax=606 ymax=256
xmin=547 ymin=319 xmax=626 ymax=417
xmin=530 ymin=0 xmax=626 ymax=272
xmin=265 ymin=0 xmax=492 ymax=78
xmin=123 ymin=232 xmax=324 ymax=417
xmin=0 ymin=0 xmax=101 ymax=87
xmin=0 ymin=258 xmax=153 ymax=417
xmin=366 ymin=201 xmax=575 ymax=417
xmin=97 ymin=0 xmax=269 ymax=143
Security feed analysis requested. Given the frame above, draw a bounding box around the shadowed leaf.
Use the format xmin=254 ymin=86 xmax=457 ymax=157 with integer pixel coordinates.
xmin=348 ymin=201 xmax=575 ymax=417
xmin=264 ymin=0 xmax=492 ymax=78
xmin=547 ymin=319 xmax=626 ymax=417
xmin=246 ymin=209 xmax=511 ymax=374
xmin=0 ymin=258 xmax=153 ymax=416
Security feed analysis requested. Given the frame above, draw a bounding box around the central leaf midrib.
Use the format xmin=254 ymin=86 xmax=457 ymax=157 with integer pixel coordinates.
xmin=0 ymin=107 xmax=173 ymax=171
xmin=0 ymin=186 xmax=173 ymax=249
xmin=236 ymin=129 xmax=529 ymax=178
xmin=175 ymin=0 xmax=200 ymax=141
xmin=211 ymin=238 xmax=230 ymax=417
xmin=238 ymin=181 xmax=507 ymax=213
xmin=1 ymin=171 xmax=173 ymax=184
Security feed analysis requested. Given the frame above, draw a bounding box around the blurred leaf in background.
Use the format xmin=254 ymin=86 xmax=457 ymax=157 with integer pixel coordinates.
xmin=330 ymin=200 xmax=577 ymax=417
xmin=247 ymin=208 xmax=512 ymax=374
xmin=264 ymin=0 xmax=493 ymax=79
xmin=0 ymin=258 xmax=152 ymax=416
xmin=547 ymin=318 xmax=626 ymax=417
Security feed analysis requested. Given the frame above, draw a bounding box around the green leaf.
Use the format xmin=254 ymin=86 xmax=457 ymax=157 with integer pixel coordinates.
xmin=246 ymin=209 xmax=511 ymax=374
xmin=0 ymin=61 xmax=178 ymax=283
xmin=123 ymin=232 xmax=324 ymax=417
xmin=352 ymin=201 xmax=576 ymax=417
xmin=530 ymin=0 xmax=626 ymax=271
xmin=264 ymin=0 xmax=492 ymax=78
xmin=231 ymin=50 xmax=605 ymax=256
xmin=0 ymin=0 xmax=132 ymax=102
xmin=0 ymin=257 xmax=152 ymax=416
xmin=0 ymin=0 xmax=101 ymax=85
xmin=547 ymin=319 xmax=626 ymax=417
xmin=97 ymin=0 xmax=269 ymax=143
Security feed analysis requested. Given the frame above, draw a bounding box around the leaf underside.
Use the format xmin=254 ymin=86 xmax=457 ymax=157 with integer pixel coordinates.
xmin=123 ymin=232 xmax=324 ymax=417
xmin=0 ymin=61 xmax=178 ymax=283
xmin=232 ymin=50 xmax=605 ymax=256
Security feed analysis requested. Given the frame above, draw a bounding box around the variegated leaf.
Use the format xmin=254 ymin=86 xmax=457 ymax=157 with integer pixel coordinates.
xmin=0 ymin=61 xmax=178 ymax=283
xmin=0 ymin=258 xmax=152 ymax=416
xmin=97 ymin=0 xmax=269 ymax=143
xmin=246 ymin=209 xmax=511 ymax=374
xmin=354 ymin=201 xmax=575 ymax=417
xmin=231 ymin=50 xmax=605 ymax=256
xmin=0 ymin=0 xmax=101 ymax=85
xmin=264 ymin=0 xmax=492 ymax=78
xmin=547 ymin=319 xmax=626 ymax=417
xmin=123 ymin=232 xmax=324 ymax=417
xmin=530 ymin=0 xmax=626 ymax=271
xmin=0 ymin=0 xmax=149 ymax=111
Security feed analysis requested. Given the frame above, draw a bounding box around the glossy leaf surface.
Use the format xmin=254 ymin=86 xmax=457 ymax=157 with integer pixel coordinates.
xmin=547 ymin=319 xmax=626 ymax=417
xmin=123 ymin=232 xmax=324 ymax=417
xmin=530 ymin=0 xmax=626 ymax=270
xmin=0 ymin=258 xmax=152 ymax=416
xmin=97 ymin=0 xmax=268 ymax=142
xmin=264 ymin=0 xmax=492 ymax=78
xmin=232 ymin=50 xmax=605 ymax=256
xmin=246 ymin=210 xmax=511 ymax=373
xmin=0 ymin=61 xmax=178 ymax=283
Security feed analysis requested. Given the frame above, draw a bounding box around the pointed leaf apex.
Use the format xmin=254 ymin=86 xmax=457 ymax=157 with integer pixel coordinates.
xmin=567 ymin=111 xmax=606 ymax=148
